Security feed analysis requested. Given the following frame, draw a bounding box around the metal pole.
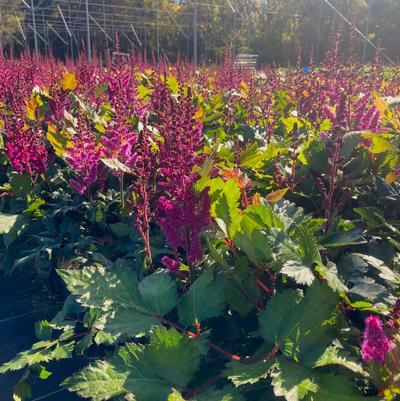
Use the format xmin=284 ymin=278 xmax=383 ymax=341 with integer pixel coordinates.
xmin=362 ymin=0 xmax=372 ymax=64
xmin=85 ymin=0 xmax=91 ymax=60
xmin=157 ymin=0 xmax=160 ymax=62
xmin=42 ymin=10 xmax=47 ymax=54
xmin=316 ymin=0 xmax=323 ymax=64
xmin=68 ymin=3 xmax=73 ymax=59
xmin=31 ymin=0 xmax=39 ymax=58
xmin=193 ymin=0 xmax=198 ymax=67
xmin=103 ymin=0 xmax=108 ymax=49
xmin=233 ymin=11 xmax=237 ymax=59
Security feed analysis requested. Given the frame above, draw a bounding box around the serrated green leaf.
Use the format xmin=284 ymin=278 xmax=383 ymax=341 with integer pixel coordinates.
xmin=308 ymin=344 xmax=365 ymax=375
xmin=194 ymin=385 xmax=245 ymax=401
xmin=139 ymin=270 xmax=177 ymax=315
xmin=354 ymin=254 xmax=399 ymax=284
xmin=321 ymin=230 xmax=366 ymax=248
xmin=63 ymin=360 xmax=128 ymax=401
xmin=215 ymin=179 xmax=242 ymax=238
xmin=304 ymin=373 xmax=378 ymax=401
xmin=281 ymin=260 xmax=315 ymax=286
xmin=259 ymin=283 xmax=338 ymax=360
xmin=0 ymin=212 xmax=20 ymax=234
xmin=240 ymin=142 xmax=265 ymax=168
xmin=124 ymin=327 xmax=202 ymax=401
xmin=234 ymin=215 xmax=272 ymax=264
xmin=315 ymin=262 xmax=347 ymax=294
xmin=0 ymin=342 xmax=55 ymax=374
xmin=271 ymin=357 xmax=319 ymax=401
xmin=96 ymin=307 xmax=159 ymax=342
xmin=296 ymin=225 xmax=322 ymax=266
xmin=225 ymin=359 xmax=274 ymax=386
xmin=178 ymin=269 xmax=226 ymax=326
xmin=57 ymin=266 xmax=146 ymax=313
xmin=13 ymin=379 xmax=32 ymax=401
xmin=34 ymin=320 xmax=53 ymax=341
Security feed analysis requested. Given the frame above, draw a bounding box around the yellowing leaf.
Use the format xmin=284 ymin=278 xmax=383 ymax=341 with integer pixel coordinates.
xmin=367 ymin=135 xmax=396 ymax=154
xmin=194 ymin=107 xmax=204 ymax=120
xmin=381 ymin=81 xmax=389 ymax=90
xmin=241 ymin=81 xmax=249 ymax=93
xmin=62 ymin=72 xmax=78 ymax=91
xmin=26 ymin=96 xmax=38 ymax=120
xmin=47 ymin=126 xmax=72 ymax=157
xmin=374 ymin=96 xmax=389 ymax=115
xmin=266 ymin=188 xmax=288 ymax=203
xmin=94 ymin=123 xmax=106 ymax=133
xmin=386 ymin=172 xmax=396 ymax=184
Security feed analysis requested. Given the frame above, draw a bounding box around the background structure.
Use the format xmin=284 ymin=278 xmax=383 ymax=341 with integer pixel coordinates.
xmin=0 ymin=0 xmax=399 ymax=65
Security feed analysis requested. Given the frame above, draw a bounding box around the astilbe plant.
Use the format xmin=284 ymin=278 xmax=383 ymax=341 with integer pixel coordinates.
xmin=0 ymin=45 xmax=399 ymax=401
xmin=2 ymin=104 xmax=49 ymax=182
xmin=65 ymin=112 xmax=103 ymax=196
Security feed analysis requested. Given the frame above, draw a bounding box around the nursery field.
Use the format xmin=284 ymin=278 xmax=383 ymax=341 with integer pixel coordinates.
xmin=0 ymin=49 xmax=400 ymax=401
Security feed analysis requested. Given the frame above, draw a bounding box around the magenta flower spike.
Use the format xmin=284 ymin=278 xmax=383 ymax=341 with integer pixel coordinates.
xmin=361 ymin=315 xmax=392 ymax=365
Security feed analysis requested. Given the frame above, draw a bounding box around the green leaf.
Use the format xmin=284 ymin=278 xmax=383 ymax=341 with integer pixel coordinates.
xmin=57 ymin=266 xmax=146 ymax=312
xmin=215 ymin=179 xmax=242 ymax=238
xmin=34 ymin=320 xmax=53 ymax=341
xmin=259 ymin=283 xmax=338 ymax=360
xmin=167 ymin=75 xmax=179 ymax=94
xmin=13 ymin=379 xmax=32 ymax=401
xmin=225 ymin=359 xmax=274 ymax=386
xmin=321 ymin=229 xmax=366 ymax=248
xmin=234 ymin=215 xmax=272 ymax=264
xmin=139 ymin=271 xmax=177 ymax=315
xmin=96 ymin=308 xmax=159 ymax=341
xmin=0 ymin=213 xmax=20 ymax=234
xmin=146 ymin=327 xmax=201 ymax=387
xmin=168 ymin=389 xmax=186 ymax=401
xmin=315 ymin=262 xmax=348 ymax=294
xmin=354 ymin=207 xmax=387 ymax=230
xmin=194 ymin=385 xmax=245 ymax=401
xmin=307 ymin=344 xmax=365 ymax=375
xmin=2 ymin=214 xmax=27 ymax=248
xmin=353 ymin=253 xmax=399 ymax=284
xmin=0 ymin=342 xmax=54 ymax=374
xmin=124 ymin=327 xmax=202 ymax=401
xmin=304 ymin=373 xmax=377 ymax=401
xmin=30 ymin=364 xmax=53 ymax=380
xmin=271 ymin=357 xmax=319 ymax=401
xmin=178 ymin=269 xmax=226 ymax=326
xmin=63 ymin=360 xmax=128 ymax=401
xmin=296 ymin=225 xmax=322 ymax=266
xmin=240 ymin=142 xmax=265 ymax=168
xmin=109 ymin=223 xmax=131 ymax=238
xmin=281 ymin=260 xmax=315 ymax=286
xmin=341 ymin=132 xmax=361 ymax=159
xmin=9 ymin=173 xmax=32 ymax=198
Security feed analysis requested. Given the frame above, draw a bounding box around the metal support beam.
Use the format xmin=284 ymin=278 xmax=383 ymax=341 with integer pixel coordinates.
xmin=57 ymin=5 xmax=72 ymax=37
xmin=323 ymin=0 xmax=394 ymax=64
xmin=17 ymin=17 xmax=27 ymax=42
xmin=157 ymin=0 xmax=160 ymax=62
xmin=28 ymin=24 xmax=48 ymax=46
xmin=30 ymin=0 xmax=39 ymax=57
xmin=89 ymin=13 xmax=112 ymax=42
xmin=316 ymin=0 xmax=323 ymax=64
xmin=193 ymin=0 xmax=198 ymax=67
xmin=47 ymin=23 xmax=67 ymax=45
xmin=85 ymin=0 xmax=91 ymax=60
xmin=226 ymin=0 xmax=236 ymax=58
xmin=362 ymin=0 xmax=372 ymax=64
xmin=131 ymin=24 xmax=142 ymax=48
